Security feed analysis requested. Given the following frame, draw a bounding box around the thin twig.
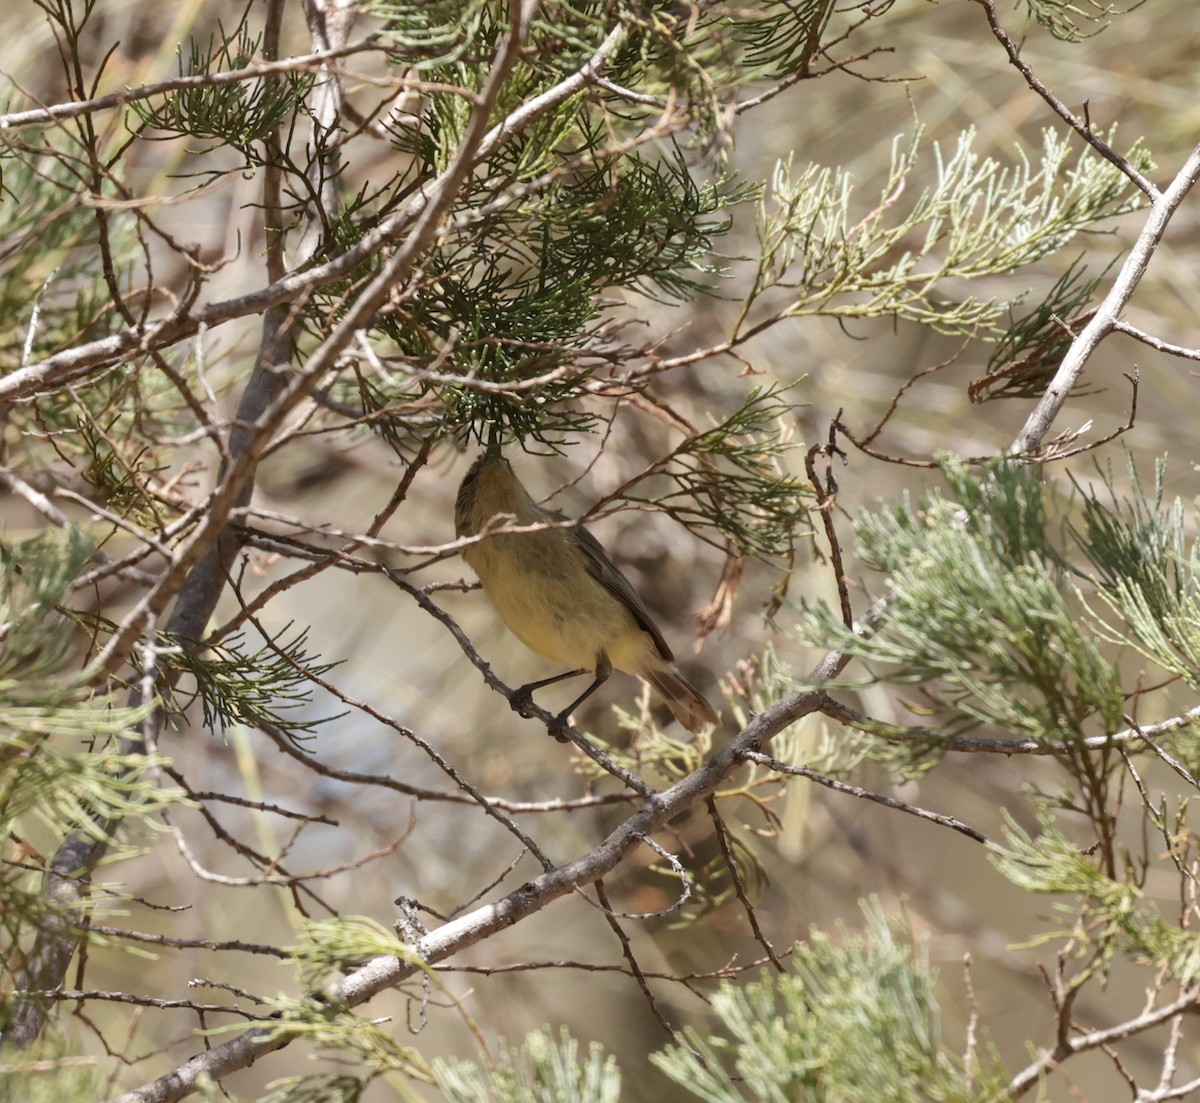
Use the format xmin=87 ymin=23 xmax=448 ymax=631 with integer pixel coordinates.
xmin=974 ymin=0 xmax=1157 ymax=198
xmin=820 ymin=695 xmax=1200 ymax=758
xmin=1006 ymin=986 xmax=1200 ymax=1099
xmin=1111 ymin=319 xmax=1200 ymax=360
xmin=593 ymin=880 xmax=680 ymax=1041
xmin=705 ymin=796 xmax=785 ymax=971
xmin=740 ymin=751 xmax=991 ymax=845
xmin=0 ymin=40 xmax=390 ymax=130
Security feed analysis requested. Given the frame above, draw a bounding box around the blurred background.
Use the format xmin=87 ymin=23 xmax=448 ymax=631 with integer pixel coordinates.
xmin=4 ymin=0 xmax=1200 ymax=1099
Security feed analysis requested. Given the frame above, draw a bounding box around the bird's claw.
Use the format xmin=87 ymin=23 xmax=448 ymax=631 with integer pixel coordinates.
xmin=508 ymin=685 xmax=572 ymax=740
xmin=510 ymin=687 xmax=535 ymax=718
xmin=547 ymin=712 xmax=572 ymax=743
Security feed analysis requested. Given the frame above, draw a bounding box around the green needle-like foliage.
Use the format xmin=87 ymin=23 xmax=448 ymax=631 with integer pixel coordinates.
xmin=652 ymin=902 xmax=1005 ymax=1103
xmin=0 ymin=528 xmax=179 ymax=1031
xmin=627 ymin=384 xmax=810 ymax=560
xmin=972 ymin=254 xmax=1111 ymax=401
xmin=428 ymin=905 xmax=1007 ymax=1103
xmin=0 ymin=1039 xmax=101 ymax=1103
xmin=329 ymin=137 xmax=751 ymax=450
xmin=369 ymin=0 xmax=496 ymax=66
xmin=258 ymin=1001 xmax=429 ymax=1098
xmin=432 ymin=1027 xmax=621 ymax=1103
xmin=131 ymin=23 xmax=314 ymax=164
xmin=165 ymin=627 xmax=341 ymax=744
xmin=748 ymin=127 xmax=1148 ymax=337
xmin=0 ymin=156 xmax=134 ymax=366
xmin=288 ymin=915 xmax=424 ymax=985
xmin=796 ymin=459 xmax=1127 ymax=748
xmin=732 ymin=0 xmax=835 ymax=77
xmin=1073 ymin=458 xmax=1200 ymax=684
xmin=1021 ymin=0 xmax=1143 ymax=42
xmin=992 ymin=808 xmax=1200 ymax=981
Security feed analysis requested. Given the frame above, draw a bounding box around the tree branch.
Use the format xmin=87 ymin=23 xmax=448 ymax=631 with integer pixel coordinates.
xmin=1010 ymin=141 xmax=1200 ymax=455
xmin=1006 ymin=987 xmax=1200 ymax=1099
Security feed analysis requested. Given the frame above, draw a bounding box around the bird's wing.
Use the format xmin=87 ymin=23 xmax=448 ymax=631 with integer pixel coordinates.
xmin=568 ymin=516 xmax=675 ymax=663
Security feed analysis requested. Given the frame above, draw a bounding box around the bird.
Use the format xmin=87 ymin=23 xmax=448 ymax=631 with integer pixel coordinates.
xmin=454 ymin=445 xmax=718 ymax=736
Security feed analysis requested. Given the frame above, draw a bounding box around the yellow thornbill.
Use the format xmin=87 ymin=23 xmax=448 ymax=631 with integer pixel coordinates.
xmin=455 ymin=444 xmax=718 ymax=735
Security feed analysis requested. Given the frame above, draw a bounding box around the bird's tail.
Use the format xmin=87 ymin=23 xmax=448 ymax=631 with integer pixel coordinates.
xmin=643 ymin=666 xmax=718 ymax=734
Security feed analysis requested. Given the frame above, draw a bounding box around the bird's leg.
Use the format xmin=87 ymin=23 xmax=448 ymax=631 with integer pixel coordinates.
xmin=511 ymin=668 xmax=587 ymax=718
xmin=548 ymin=655 xmax=612 ymax=740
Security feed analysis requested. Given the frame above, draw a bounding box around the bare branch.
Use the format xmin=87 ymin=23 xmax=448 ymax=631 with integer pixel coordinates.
xmin=1006 ymin=987 xmax=1200 ymax=1099
xmin=974 ymin=0 xmax=1156 ymax=198
xmin=740 ymin=751 xmax=992 ymax=845
xmin=1011 ymin=141 xmax=1200 ymax=455
xmin=0 ymin=39 xmax=389 ymax=131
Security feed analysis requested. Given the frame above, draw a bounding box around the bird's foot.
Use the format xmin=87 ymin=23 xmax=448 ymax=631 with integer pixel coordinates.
xmin=547 ymin=710 xmax=573 ymax=744
xmin=509 ymin=683 xmax=574 ymax=741
xmin=510 ymin=685 xmax=536 ymax=718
